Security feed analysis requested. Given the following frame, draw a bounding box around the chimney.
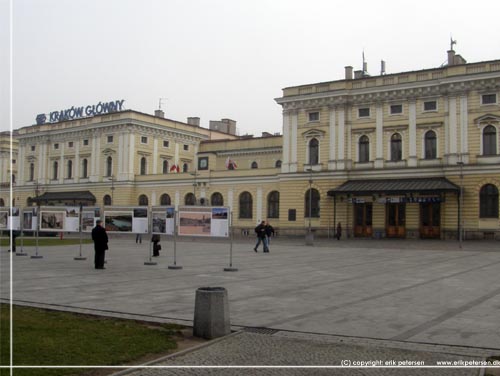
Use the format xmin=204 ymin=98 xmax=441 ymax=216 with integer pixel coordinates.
xmin=187 ymin=117 xmax=200 ymax=126
xmin=154 ymin=109 xmax=164 ymax=118
xmin=381 ymin=60 xmax=386 ymax=75
xmin=345 ymin=66 xmax=353 ymax=80
xmin=354 ymin=70 xmax=363 ymax=79
xmin=447 ymin=49 xmax=456 ymax=66
xmin=363 ymin=61 xmax=368 ymax=74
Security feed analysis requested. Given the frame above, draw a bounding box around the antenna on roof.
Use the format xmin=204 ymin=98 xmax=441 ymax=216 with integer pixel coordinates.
xmin=158 ymin=97 xmax=168 ymax=110
xmin=450 ymin=36 xmax=457 ymax=51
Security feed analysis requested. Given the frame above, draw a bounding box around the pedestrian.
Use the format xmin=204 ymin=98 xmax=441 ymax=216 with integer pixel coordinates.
xmin=8 ymin=230 xmax=18 ymax=253
xmin=135 ymin=233 xmax=142 ymax=244
xmin=336 ymin=222 xmax=342 ymax=240
xmin=92 ymin=219 xmax=108 ymax=269
xmin=151 ymin=234 xmax=161 ymax=257
xmin=253 ymin=220 xmax=267 ymax=252
xmin=264 ymin=221 xmax=275 ymax=253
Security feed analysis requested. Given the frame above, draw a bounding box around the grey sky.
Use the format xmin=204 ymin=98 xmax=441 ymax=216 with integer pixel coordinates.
xmin=2 ymin=0 xmax=500 ymax=135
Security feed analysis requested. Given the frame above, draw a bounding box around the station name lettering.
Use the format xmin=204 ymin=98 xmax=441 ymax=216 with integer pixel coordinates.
xmin=35 ymin=99 xmax=125 ymax=125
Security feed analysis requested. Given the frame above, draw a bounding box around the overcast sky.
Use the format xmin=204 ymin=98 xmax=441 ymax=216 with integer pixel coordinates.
xmin=2 ymin=0 xmax=500 ymax=136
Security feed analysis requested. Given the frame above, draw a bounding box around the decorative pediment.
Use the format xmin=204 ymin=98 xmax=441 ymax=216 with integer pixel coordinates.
xmin=102 ymin=148 xmax=116 ymax=156
xmin=475 ymin=114 xmax=500 ymax=127
xmin=302 ymin=129 xmax=325 ymax=141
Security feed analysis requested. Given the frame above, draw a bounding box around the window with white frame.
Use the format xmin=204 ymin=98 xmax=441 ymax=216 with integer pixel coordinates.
xmin=390 ymin=104 xmax=403 ymax=115
xmin=83 ymin=139 xmax=89 ymax=146
xmin=308 ymin=111 xmax=320 ymax=122
xmin=141 ymin=136 xmax=148 ymax=144
xmin=308 ymin=138 xmax=319 ymax=165
xmin=358 ymin=135 xmax=370 ymax=163
xmin=107 ymin=135 xmax=113 ymax=143
xmin=423 ymin=100 xmax=437 ymax=112
xmin=358 ymin=107 xmax=370 ymax=118
xmin=483 ymin=125 xmax=497 ymax=156
xmin=481 ymin=93 xmax=497 ymax=105
xmin=424 ymin=130 xmax=437 ymax=159
xmin=390 ymin=133 xmax=402 ymax=161
xmin=163 ymin=140 xmax=169 ymax=148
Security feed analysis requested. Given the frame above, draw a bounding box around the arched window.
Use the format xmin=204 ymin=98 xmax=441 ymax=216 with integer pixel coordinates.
xmin=424 ymin=130 xmax=437 ymax=159
xmin=82 ymin=159 xmax=88 ymax=178
xmin=163 ymin=160 xmax=169 ymax=174
xmin=67 ymin=160 xmax=73 ymax=179
xmin=483 ymin=125 xmax=497 ymax=156
xmin=390 ymin=133 xmax=402 ymax=161
xmin=211 ymin=192 xmax=224 ymax=206
xmin=138 ymin=194 xmax=148 ymax=206
xmin=309 ymin=138 xmax=319 ymax=165
xmin=359 ymin=135 xmax=369 ymax=163
xmin=275 ymin=160 xmax=282 ymax=168
xmin=305 ymin=188 xmax=320 ymax=218
xmin=140 ymin=157 xmax=147 ymax=175
xmin=185 ymin=193 xmax=196 ymax=205
xmin=103 ymin=194 xmax=112 ymax=206
xmin=53 ymin=161 xmax=58 ymax=180
xmin=267 ymin=191 xmax=280 ymax=218
xmin=183 ymin=163 xmax=188 ymax=173
xmin=251 ymin=161 xmax=258 ymax=169
xmin=480 ymin=184 xmax=499 ymax=218
xmin=11 ymin=175 xmax=15 ymax=184
xmin=0 ymin=199 xmax=4 ymax=206
xmin=106 ymin=156 xmax=112 ymax=177
xmin=29 ymin=163 xmax=34 ymax=181
xmin=239 ymin=191 xmax=253 ymax=219
xmin=160 ymin=193 xmax=171 ymax=205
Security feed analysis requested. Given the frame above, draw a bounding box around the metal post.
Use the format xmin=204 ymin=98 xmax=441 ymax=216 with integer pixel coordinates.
xmin=224 ymin=211 xmax=238 ymax=272
xmin=457 ymin=161 xmax=464 ymax=248
xmin=168 ymin=209 xmax=182 ymax=269
xmin=31 ymin=204 xmax=43 ymax=259
xmin=74 ymin=204 xmax=86 ymax=260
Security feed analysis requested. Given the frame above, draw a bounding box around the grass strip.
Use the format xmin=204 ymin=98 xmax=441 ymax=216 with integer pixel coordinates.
xmin=0 ymin=304 xmax=182 ymax=376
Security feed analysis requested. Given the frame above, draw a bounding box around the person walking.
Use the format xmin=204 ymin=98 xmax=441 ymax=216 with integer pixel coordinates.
xmin=264 ymin=221 xmax=275 ymax=253
xmin=151 ymin=234 xmax=161 ymax=257
xmin=92 ymin=220 xmax=108 ymax=269
xmin=336 ymin=222 xmax=342 ymax=240
xmin=254 ymin=220 xmax=267 ymax=252
xmin=135 ymin=233 xmax=142 ymax=244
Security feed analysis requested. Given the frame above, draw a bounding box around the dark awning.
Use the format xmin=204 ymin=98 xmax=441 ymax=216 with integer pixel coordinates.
xmin=328 ymin=178 xmax=460 ymax=196
xmin=33 ymin=190 xmax=96 ymax=203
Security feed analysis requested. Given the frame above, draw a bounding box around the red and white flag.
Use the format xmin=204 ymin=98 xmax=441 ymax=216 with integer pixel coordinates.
xmin=169 ymin=164 xmax=180 ymax=173
xmin=225 ymin=157 xmax=237 ymax=170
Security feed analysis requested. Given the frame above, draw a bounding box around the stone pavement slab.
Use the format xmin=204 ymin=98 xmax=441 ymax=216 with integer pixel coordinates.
xmin=1 ymin=237 xmax=500 ymax=352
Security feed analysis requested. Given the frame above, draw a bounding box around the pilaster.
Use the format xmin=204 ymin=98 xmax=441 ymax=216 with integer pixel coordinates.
xmin=408 ymin=100 xmax=417 ymax=167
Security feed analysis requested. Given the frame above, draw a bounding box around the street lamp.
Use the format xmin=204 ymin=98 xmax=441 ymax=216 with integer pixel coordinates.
xmin=457 ymin=160 xmax=464 ymax=249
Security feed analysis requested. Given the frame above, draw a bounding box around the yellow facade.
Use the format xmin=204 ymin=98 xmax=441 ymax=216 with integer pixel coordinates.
xmin=1 ymin=49 xmax=499 ymax=239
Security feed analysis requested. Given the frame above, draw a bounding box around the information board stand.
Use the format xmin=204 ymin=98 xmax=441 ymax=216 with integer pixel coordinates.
xmin=224 ymin=212 xmax=238 ymax=272
xmin=168 ymin=210 xmax=182 ymax=270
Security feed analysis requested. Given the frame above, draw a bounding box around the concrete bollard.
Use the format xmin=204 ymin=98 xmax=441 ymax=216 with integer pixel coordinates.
xmin=193 ymin=287 xmax=230 ymax=339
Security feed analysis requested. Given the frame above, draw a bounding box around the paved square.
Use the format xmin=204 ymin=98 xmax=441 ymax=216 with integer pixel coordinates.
xmin=1 ymin=237 xmax=499 ymax=351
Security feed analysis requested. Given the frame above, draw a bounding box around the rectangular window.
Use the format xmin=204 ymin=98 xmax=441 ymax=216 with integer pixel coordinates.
xmin=107 ymin=136 xmax=113 ymax=143
xmin=31 ymin=145 xmax=35 ymax=151
xmin=198 ymin=157 xmax=209 ymax=170
xmin=390 ymin=104 xmax=403 ymax=114
xmin=12 ymin=159 xmax=16 ymax=164
xmin=482 ymin=93 xmax=497 ymax=105
xmin=423 ymin=100 xmax=437 ymax=111
xmin=358 ymin=108 xmax=370 ymax=118
xmin=54 ymin=143 xmax=59 ymax=149
xmin=68 ymin=141 xmax=73 ymax=148
xmin=308 ymin=111 xmax=320 ymax=122
xmin=288 ymin=209 xmax=296 ymax=221
xmin=163 ymin=140 xmax=169 ymax=148
xmin=183 ymin=144 xmax=189 ymax=151
xmin=83 ymin=139 xmax=89 ymax=146
xmin=141 ymin=136 xmax=148 ymax=144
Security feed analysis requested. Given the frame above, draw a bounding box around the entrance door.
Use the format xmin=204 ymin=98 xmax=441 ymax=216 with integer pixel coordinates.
xmin=354 ymin=203 xmax=373 ymax=237
xmin=386 ymin=203 xmax=406 ymax=238
xmin=420 ymin=203 xmax=441 ymax=239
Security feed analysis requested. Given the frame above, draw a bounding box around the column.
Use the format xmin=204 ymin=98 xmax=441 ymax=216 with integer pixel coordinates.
xmin=174 ymin=142 xmax=179 ymax=168
xmin=228 ymin=188 xmax=234 ymax=212
xmin=17 ymin=144 xmax=25 ymax=185
xmin=281 ymin=111 xmax=290 ymax=173
xmin=151 ymin=191 xmax=157 ymax=206
xmin=153 ymin=138 xmax=159 ymax=174
xmin=59 ymin=144 xmax=64 ymax=183
xmin=256 ymin=187 xmax=263 ymax=222
xmin=328 ymin=106 xmax=336 ymax=170
xmin=448 ymin=96 xmax=458 ymax=164
xmin=290 ymin=111 xmax=298 ymax=172
xmin=460 ymin=94 xmax=469 ymax=164
xmin=127 ymin=132 xmax=135 ymax=180
xmin=408 ymin=100 xmax=417 ymax=167
xmin=74 ymin=141 xmax=80 ymax=182
xmin=337 ymin=106 xmax=345 ymax=170
xmin=375 ymin=103 xmax=384 ymax=168
xmin=118 ymin=132 xmax=124 ymax=176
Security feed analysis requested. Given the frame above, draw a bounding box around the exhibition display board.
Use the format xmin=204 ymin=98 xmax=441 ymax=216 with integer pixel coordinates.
xmin=103 ymin=206 xmax=149 ymax=234
xmin=178 ymin=206 xmax=229 ymax=237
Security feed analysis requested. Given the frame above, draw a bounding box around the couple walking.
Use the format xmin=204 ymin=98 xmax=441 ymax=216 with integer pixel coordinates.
xmin=254 ymin=220 xmax=274 ymax=253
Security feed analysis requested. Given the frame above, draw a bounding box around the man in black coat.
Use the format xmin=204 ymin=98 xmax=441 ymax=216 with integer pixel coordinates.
xmin=254 ymin=220 xmax=267 ymax=252
xmin=92 ymin=220 xmax=108 ymax=269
